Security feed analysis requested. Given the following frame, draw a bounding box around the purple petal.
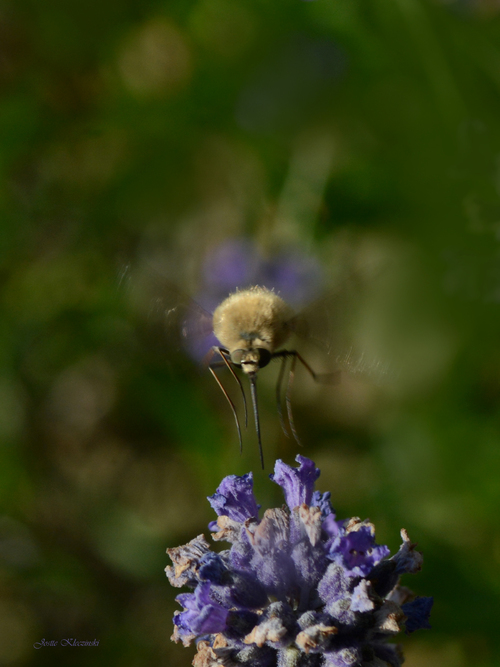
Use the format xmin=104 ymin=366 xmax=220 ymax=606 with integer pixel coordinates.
xmin=175 ymin=582 xmax=229 ymax=635
xmin=197 ymin=552 xmax=227 ymax=583
xmin=270 ymin=455 xmax=320 ymax=509
xmin=322 ymin=513 xmax=342 ymax=540
xmin=402 ymin=596 xmax=433 ymax=634
xmin=208 ymin=473 xmax=260 ymax=522
xmin=311 ymin=490 xmax=334 ymax=517
xmin=350 ymin=579 xmax=376 ymax=613
xmin=328 ymin=525 xmax=390 ymax=577
xmin=392 ymin=528 xmax=424 ymax=575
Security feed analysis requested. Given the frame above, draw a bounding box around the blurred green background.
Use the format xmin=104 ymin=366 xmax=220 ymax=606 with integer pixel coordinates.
xmin=1 ymin=0 xmax=500 ymax=665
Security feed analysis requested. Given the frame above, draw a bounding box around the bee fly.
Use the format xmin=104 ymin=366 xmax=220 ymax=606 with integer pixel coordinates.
xmin=204 ymin=286 xmax=339 ymax=469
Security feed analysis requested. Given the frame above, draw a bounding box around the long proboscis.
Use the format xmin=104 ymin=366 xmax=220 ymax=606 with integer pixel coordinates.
xmin=249 ymin=374 xmax=264 ymax=469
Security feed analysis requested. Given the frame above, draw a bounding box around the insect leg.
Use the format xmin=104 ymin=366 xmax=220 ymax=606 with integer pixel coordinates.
xmin=275 ymin=354 xmax=290 ymax=438
xmin=205 ymin=346 xmax=248 ymax=429
xmin=202 ymin=346 xmax=218 ymax=366
xmin=208 ymin=365 xmax=243 ymax=454
xmin=215 ymin=348 xmax=248 ymax=429
xmin=272 ymin=349 xmax=341 ymax=446
xmin=284 ymin=353 xmax=302 ymax=447
xmin=249 ymin=374 xmax=264 ymax=469
xmin=271 ymin=350 xmax=300 ymax=444
xmin=293 ymin=351 xmax=341 ymax=385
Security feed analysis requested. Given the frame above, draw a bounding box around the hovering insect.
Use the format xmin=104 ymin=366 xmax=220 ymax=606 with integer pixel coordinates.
xmin=200 ymin=285 xmax=339 ymax=469
xmin=127 ymin=250 xmax=385 ymax=469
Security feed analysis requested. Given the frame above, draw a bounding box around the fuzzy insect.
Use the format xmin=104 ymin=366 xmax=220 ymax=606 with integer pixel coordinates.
xmin=204 ymin=286 xmax=338 ymax=469
xmin=126 ymin=256 xmax=386 ymax=469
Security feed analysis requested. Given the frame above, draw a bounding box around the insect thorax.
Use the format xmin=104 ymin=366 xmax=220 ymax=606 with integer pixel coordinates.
xmin=212 ymin=287 xmax=294 ymax=352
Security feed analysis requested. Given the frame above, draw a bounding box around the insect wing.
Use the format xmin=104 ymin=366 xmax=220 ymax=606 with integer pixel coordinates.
xmin=177 ymin=301 xmax=216 ymax=361
xmin=123 ymin=262 xmax=216 ymax=361
xmin=288 ymin=261 xmax=394 ymax=384
xmin=288 ymin=265 xmax=365 ymax=353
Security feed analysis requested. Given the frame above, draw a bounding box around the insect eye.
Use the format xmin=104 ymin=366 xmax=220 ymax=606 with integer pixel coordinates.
xmin=257 ymin=348 xmax=271 ymax=369
xmin=230 ymin=349 xmax=244 ymax=365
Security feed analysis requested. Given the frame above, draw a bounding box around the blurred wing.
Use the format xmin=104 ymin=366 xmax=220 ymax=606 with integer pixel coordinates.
xmin=121 ymin=261 xmax=215 ymax=362
xmin=288 ymin=260 xmax=372 ymax=353
xmin=159 ymin=297 xmax=215 ymax=362
xmin=288 ymin=260 xmax=395 ymax=384
xmin=288 ymin=289 xmax=350 ymax=355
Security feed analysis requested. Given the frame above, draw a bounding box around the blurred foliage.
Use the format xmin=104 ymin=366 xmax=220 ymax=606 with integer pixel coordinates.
xmin=1 ymin=0 xmax=500 ymax=665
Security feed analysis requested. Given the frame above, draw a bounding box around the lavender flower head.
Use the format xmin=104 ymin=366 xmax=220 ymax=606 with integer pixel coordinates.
xmin=166 ymin=455 xmax=433 ymax=666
